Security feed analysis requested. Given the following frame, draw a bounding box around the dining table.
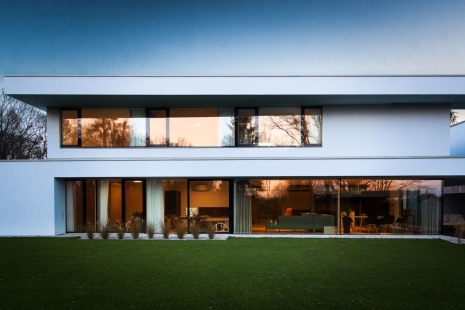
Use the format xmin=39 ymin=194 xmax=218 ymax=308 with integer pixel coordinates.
xmin=354 ymin=215 xmax=368 ymax=232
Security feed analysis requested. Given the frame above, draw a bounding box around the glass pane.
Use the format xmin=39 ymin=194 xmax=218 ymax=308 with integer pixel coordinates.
xmin=66 ymin=180 xmax=84 ymax=232
xmin=237 ymin=109 xmax=256 ymax=145
xmin=149 ymin=110 xmax=167 ymax=145
xmin=219 ymin=108 xmax=235 ymax=146
xmin=190 ymin=180 xmax=230 ymax=233
xmin=249 ymin=179 xmax=337 ymax=234
xmin=340 ymin=179 xmax=442 ymax=235
xmin=108 ymin=180 xmax=122 ymax=225
xmin=169 ymin=109 xmax=232 ymax=147
xmin=164 ymin=180 xmax=188 ymax=232
xmin=303 ymin=108 xmax=322 ymax=145
xmin=125 ymin=180 xmax=144 ymax=223
xmin=258 ymin=107 xmax=301 ymax=146
xmin=61 ymin=110 xmax=78 ymax=145
xmin=129 ymin=109 xmax=146 ymax=147
xmin=86 ymin=179 xmax=97 ymax=230
xmin=81 ymin=109 xmax=146 ymax=147
xmin=98 ymin=179 xmax=122 ymax=226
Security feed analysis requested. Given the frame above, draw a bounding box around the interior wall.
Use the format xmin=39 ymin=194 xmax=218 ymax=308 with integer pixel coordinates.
xmin=125 ymin=181 xmax=143 ymax=220
xmin=164 ymin=180 xmax=188 ymax=216
xmin=287 ymin=192 xmax=312 ymax=211
xmin=190 ymin=181 xmax=229 ymax=208
xmin=108 ymin=180 xmax=122 ymax=224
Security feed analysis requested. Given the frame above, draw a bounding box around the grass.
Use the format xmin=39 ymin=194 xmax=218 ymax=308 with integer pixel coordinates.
xmin=0 ymin=238 xmax=464 ymax=309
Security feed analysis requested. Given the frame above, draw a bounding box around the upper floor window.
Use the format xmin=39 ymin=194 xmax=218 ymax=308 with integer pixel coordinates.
xmin=236 ymin=107 xmax=322 ymax=147
xmin=61 ymin=106 xmax=321 ymax=148
xmin=148 ymin=108 xmax=235 ymax=147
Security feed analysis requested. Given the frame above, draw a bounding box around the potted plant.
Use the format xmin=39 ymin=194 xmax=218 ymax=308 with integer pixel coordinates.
xmin=341 ymin=203 xmax=353 ymax=234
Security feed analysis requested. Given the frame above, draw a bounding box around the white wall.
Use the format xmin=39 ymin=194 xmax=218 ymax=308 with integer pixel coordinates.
xmin=451 ymin=122 xmax=465 ymax=156
xmin=47 ymin=104 xmax=450 ymax=159
xmin=0 ymin=162 xmax=56 ymax=236
xmin=1 ymin=156 xmax=465 ymax=236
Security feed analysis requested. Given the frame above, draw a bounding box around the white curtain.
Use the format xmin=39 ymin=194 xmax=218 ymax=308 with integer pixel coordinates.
xmin=146 ymin=179 xmax=164 ymax=233
xmin=235 ymin=180 xmax=252 ymax=234
xmin=130 ymin=108 xmax=146 ymax=146
xmin=66 ymin=181 xmax=75 ymax=232
xmin=99 ymin=180 xmax=110 ymax=225
xmin=218 ymin=108 xmax=234 ymax=146
xmin=422 ymin=191 xmax=440 ymax=234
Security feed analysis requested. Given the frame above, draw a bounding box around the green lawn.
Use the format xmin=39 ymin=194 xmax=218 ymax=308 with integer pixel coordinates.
xmin=0 ymin=237 xmax=464 ymax=309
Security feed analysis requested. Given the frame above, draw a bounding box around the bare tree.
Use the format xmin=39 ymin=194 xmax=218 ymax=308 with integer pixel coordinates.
xmin=82 ymin=118 xmax=131 ymax=147
xmin=0 ymin=88 xmax=46 ymax=159
xmin=450 ymin=111 xmax=458 ymax=125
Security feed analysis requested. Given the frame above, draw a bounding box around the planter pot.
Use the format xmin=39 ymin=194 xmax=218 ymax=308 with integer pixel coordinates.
xmin=343 ymin=224 xmax=351 ymax=234
xmin=342 ymin=217 xmax=353 ymax=234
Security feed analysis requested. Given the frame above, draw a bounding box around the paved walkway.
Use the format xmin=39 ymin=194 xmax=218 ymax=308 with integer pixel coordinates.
xmin=59 ymin=233 xmax=464 ymax=244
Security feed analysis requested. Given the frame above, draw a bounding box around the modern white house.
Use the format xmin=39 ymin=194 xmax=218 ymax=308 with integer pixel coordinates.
xmin=1 ymin=75 xmax=465 ymax=236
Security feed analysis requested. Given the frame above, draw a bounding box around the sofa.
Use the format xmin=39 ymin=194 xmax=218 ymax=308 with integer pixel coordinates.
xmin=265 ymin=214 xmax=335 ymax=232
xmin=443 ymin=214 xmax=465 ymax=226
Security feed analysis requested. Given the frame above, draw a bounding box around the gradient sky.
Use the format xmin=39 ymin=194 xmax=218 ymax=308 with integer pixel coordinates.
xmin=1 ymin=0 xmax=465 ymax=86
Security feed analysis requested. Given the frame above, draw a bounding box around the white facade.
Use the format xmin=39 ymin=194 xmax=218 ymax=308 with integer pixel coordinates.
xmin=1 ymin=76 xmax=465 ymax=236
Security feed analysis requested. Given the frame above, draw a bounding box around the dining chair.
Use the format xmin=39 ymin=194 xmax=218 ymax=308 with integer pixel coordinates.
xmin=395 ymin=216 xmax=408 ymax=231
xmin=366 ymin=214 xmax=378 ymax=233
xmin=381 ymin=215 xmax=396 ymax=233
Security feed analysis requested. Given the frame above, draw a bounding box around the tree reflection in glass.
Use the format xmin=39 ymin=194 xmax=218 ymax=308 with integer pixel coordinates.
xmin=237 ymin=109 xmax=256 ymax=145
xmin=259 ymin=107 xmax=301 ymax=146
xmin=82 ymin=118 xmax=132 ymax=147
xmin=61 ymin=110 xmax=78 ymax=145
xmin=303 ymin=108 xmax=322 ymax=145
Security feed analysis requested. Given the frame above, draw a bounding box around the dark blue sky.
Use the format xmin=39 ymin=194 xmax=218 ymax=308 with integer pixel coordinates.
xmin=1 ymin=0 xmax=464 ymax=85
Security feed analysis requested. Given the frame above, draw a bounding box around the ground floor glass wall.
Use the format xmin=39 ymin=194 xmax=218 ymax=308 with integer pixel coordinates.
xmin=341 ymin=180 xmax=442 ymax=235
xmin=240 ymin=179 xmax=338 ymax=234
xmin=64 ymin=178 xmax=442 ymax=235
xmin=65 ymin=178 xmax=231 ymax=234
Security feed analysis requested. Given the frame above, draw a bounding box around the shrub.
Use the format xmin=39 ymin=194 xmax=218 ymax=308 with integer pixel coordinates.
xmin=114 ymin=221 xmax=125 ymax=240
xmin=146 ymin=221 xmax=155 ymax=239
xmin=85 ymin=221 xmax=95 ymax=240
xmin=454 ymin=222 xmax=465 ymax=244
xmin=175 ymin=223 xmax=187 ymax=239
xmin=160 ymin=220 xmax=170 ymax=239
xmin=191 ymin=224 xmax=200 ymax=239
xmin=99 ymin=220 xmax=111 ymax=240
xmin=130 ymin=218 xmax=143 ymax=239
xmin=206 ymin=222 xmax=216 ymax=240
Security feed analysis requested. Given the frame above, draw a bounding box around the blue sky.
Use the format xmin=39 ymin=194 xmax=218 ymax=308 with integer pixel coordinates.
xmin=1 ymin=0 xmax=465 ymax=86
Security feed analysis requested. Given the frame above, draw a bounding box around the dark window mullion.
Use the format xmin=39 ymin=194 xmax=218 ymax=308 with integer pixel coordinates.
xmin=166 ymin=108 xmax=170 ymax=147
xmin=77 ymin=109 xmax=82 ymax=147
xmin=145 ymin=108 xmax=150 ymax=147
xmin=254 ymin=107 xmax=259 ymax=146
xmin=301 ymin=107 xmax=305 ymax=147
